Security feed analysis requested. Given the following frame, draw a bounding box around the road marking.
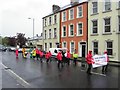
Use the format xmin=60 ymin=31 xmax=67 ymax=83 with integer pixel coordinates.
xmin=81 ymin=69 xmax=106 ymax=76
xmin=91 ymin=72 xmax=106 ymax=76
xmin=1 ymin=63 xmax=31 ymax=88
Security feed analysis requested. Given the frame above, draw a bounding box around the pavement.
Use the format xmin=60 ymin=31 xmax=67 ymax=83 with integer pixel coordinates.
xmin=1 ymin=51 xmax=119 ymax=88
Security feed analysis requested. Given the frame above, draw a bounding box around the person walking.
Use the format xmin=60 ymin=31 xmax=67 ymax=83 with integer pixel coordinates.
xmin=22 ymin=47 xmax=26 ymax=58
xmin=29 ymin=47 xmax=33 ymax=58
xmin=66 ymin=50 xmax=71 ymax=66
xmin=39 ymin=50 xmax=43 ymax=63
xmin=48 ymin=51 xmax=52 ymax=62
xmin=73 ymin=49 xmax=78 ymax=66
xmin=15 ymin=48 xmax=18 ymax=58
xmin=102 ymin=51 xmax=109 ymax=74
xmin=56 ymin=51 xmax=63 ymax=68
xmin=35 ymin=48 xmax=39 ymax=60
xmin=45 ymin=52 xmax=50 ymax=63
xmin=61 ymin=50 xmax=66 ymax=66
xmin=32 ymin=49 xmax=36 ymax=60
xmin=86 ymin=50 xmax=94 ymax=75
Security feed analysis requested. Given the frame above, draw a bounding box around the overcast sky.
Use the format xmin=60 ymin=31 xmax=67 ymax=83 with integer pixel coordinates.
xmin=0 ymin=0 xmax=71 ymax=38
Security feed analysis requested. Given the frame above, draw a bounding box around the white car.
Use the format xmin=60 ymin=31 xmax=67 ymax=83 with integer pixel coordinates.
xmin=49 ymin=48 xmax=67 ymax=56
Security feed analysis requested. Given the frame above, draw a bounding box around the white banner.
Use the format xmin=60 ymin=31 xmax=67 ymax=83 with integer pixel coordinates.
xmin=92 ymin=54 xmax=108 ymax=68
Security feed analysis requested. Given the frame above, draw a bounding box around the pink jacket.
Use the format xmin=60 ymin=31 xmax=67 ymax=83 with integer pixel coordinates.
xmin=45 ymin=52 xmax=49 ymax=59
xmin=86 ymin=51 xmax=94 ymax=64
xmin=66 ymin=51 xmax=71 ymax=58
xmin=16 ymin=49 xmax=18 ymax=55
xmin=104 ymin=51 xmax=109 ymax=62
xmin=57 ymin=52 xmax=62 ymax=61
xmin=39 ymin=51 xmax=43 ymax=57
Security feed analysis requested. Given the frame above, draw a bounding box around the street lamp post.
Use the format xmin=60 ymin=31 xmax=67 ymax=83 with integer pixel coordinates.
xmin=28 ymin=18 xmax=34 ymax=40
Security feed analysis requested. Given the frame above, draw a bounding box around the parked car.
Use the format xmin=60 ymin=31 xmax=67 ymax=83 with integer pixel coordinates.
xmin=7 ymin=47 xmax=16 ymax=52
xmin=49 ymin=48 xmax=67 ymax=57
xmin=0 ymin=44 xmax=7 ymax=52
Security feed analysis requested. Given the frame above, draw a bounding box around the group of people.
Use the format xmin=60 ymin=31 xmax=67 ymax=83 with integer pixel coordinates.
xmin=86 ymin=50 xmax=109 ymax=75
xmin=15 ymin=47 xmax=109 ymax=74
xmin=15 ymin=47 xmax=52 ymax=63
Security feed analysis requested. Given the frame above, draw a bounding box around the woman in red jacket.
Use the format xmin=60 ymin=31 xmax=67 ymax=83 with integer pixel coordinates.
xmin=86 ymin=50 xmax=94 ymax=74
xmin=66 ymin=50 xmax=71 ymax=66
xmin=15 ymin=48 xmax=18 ymax=58
xmin=39 ymin=50 xmax=43 ymax=63
xmin=57 ymin=51 xmax=63 ymax=68
xmin=45 ymin=52 xmax=50 ymax=63
xmin=102 ymin=51 xmax=109 ymax=73
xmin=35 ymin=48 xmax=39 ymax=60
xmin=48 ymin=51 xmax=52 ymax=62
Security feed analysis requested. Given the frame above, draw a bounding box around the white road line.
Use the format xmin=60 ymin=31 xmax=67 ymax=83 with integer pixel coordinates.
xmin=91 ymin=72 xmax=106 ymax=76
xmin=1 ymin=63 xmax=31 ymax=88
xmin=81 ymin=70 xmax=106 ymax=76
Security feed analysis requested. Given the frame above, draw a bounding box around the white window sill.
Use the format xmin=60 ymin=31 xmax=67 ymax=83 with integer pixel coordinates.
xmin=62 ymin=20 xmax=67 ymax=22
xmin=76 ymin=34 xmax=83 ymax=37
xmin=102 ymin=33 xmax=112 ymax=35
xmin=76 ymin=16 xmax=83 ymax=18
xmin=68 ymin=35 xmax=74 ymax=37
xmin=90 ymin=34 xmax=99 ymax=36
xmin=116 ymin=32 xmax=120 ymax=34
xmin=69 ymin=18 xmax=74 ymax=21
xmin=108 ymin=55 xmax=114 ymax=58
xmin=102 ymin=10 xmax=112 ymax=13
xmin=91 ymin=13 xmax=99 ymax=16
xmin=61 ymin=36 xmax=67 ymax=38
xmin=116 ymin=8 xmax=120 ymax=10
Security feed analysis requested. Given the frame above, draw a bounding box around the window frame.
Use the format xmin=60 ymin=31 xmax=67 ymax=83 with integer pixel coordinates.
xmin=54 ymin=15 xmax=57 ymax=24
xmin=70 ymin=41 xmax=75 ymax=54
xmin=69 ymin=24 xmax=74 ymax=37
xmin=118 ymin=16 xmax=120 ymax=32
xmin=103 ymin=17 xmax=111 ymax=34
xmin=92 ymin=2 xmax=98 ymax=14
xmin=44 ymin=18 xmax=47 ymax=27
xmin=45 ymin=43 xmax=47 ymax=51
xmin=92 ymin=20 xmax=98 ymax=34
xmin=92 ymin=41 xmax=98 ymax=55
xmin=49 ymin=29 xmax=52 ymax=39
xmin=77 ymin=5 xmax=83 ymax=18
xmin=62 ymin=42 xmax=67 ymax=48
xmin=62 ymin=11 xmax=67 ymax=22
xmin=104 ymin=0 xmax=111 ymax=11
xmin=54 ymin=28 xmax=57 ymax=38
xmin=49 ymin=17 xmax=52 ymax=25
xmin=106 ymin=41 xmax=113 ymax=56
xmin=69 ymin=8 xmax=74 ymax=20
xmin=49 ymin=43 xmax=52 ymax=48
xmin=77 ymin=22 xmax=83 ymax=36
xmin=44 ymin=30 xmax=47 ymax=39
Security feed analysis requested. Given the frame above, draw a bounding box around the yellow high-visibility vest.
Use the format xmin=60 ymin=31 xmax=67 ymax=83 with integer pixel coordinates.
xmin=73 ymin=53 xmax=78 ymax=58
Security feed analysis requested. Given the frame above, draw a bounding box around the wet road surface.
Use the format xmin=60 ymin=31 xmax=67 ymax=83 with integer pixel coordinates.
xmin=1 ymin=52 xmax=119 ymax=88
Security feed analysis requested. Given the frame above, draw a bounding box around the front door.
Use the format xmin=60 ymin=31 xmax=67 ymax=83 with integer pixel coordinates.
xmin=82 ymin=45 xmax=86 ymax=57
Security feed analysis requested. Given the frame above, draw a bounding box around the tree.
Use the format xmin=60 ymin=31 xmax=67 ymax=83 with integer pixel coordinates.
xmin=2 ymin=37 xmax=9 ymax=46
xmin=16 ymin=33 xmax=27 ymax=48
xmin=8 ymin=37 xmax=16 ymax=46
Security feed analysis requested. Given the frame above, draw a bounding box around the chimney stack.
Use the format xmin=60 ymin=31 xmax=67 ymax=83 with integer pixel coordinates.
xmin=52 ymin=5 xmax=60 ymax=13
xmin=70 ymin=0 xmax=79 ymax=6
